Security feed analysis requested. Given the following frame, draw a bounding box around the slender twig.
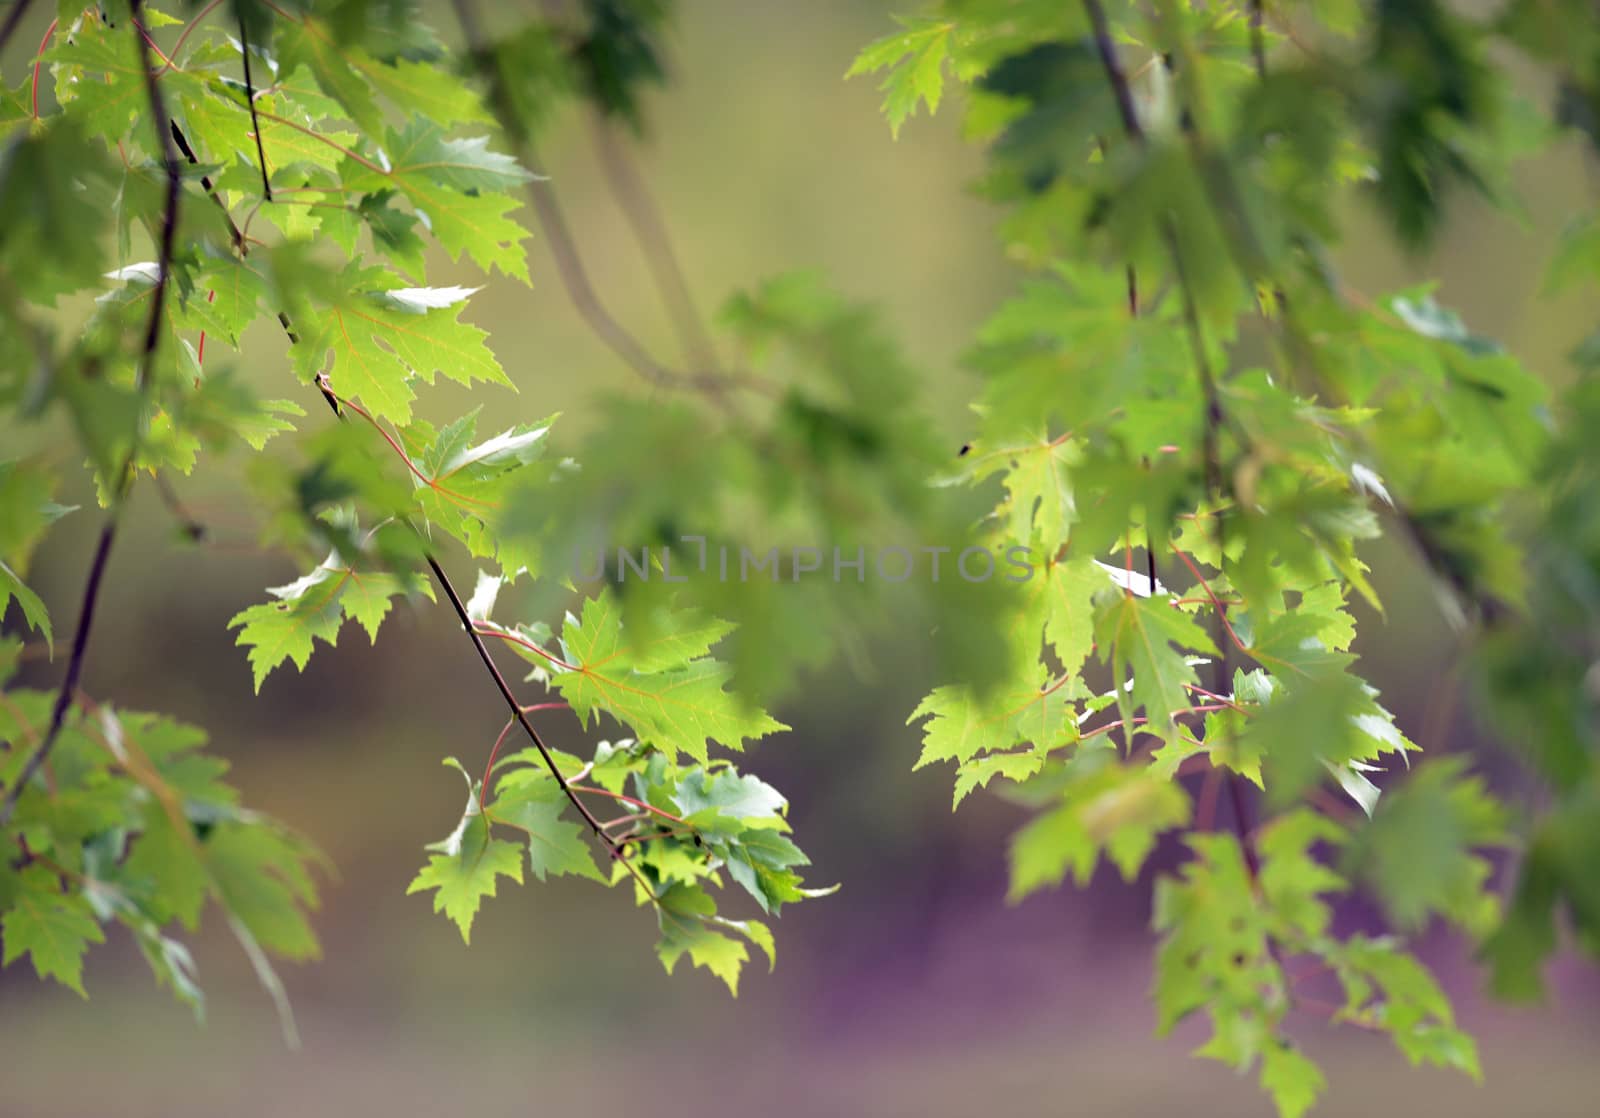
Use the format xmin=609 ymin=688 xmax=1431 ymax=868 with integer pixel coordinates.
xmin=0 ymin=2 xmax=182 ymax=826
xmin=251 ymin=108 xmax=387 ymax=174
xmin=131 ymin=9 xmax=182 ymax=385
xmin=479 ymin=716 xmax=516 ymax=802
xmin=425 ymin=555 xmax=619 ymax=851
xmin=238 ymin=16 xmax=272 ymax=200
xmin=169 ymin=120 xmax=246 ymax=253
xmin=1195 ymin=765 xmax=1223 ymax=830
xmin=1084 ymin=0 xmax=1269 ymax=905
xmin=154 ymin=473 xmax=205 ymax=541
xmin=603 ymin=812 xmax=649 ymax=831
xmin=473 ymin=624 xmax=577 ymax=672
xmin=29 ymin=16 xmax=54 ymax=119
xmin=331 ymin=391 xmax=497 ymax=511
xmin=157 ymin=0 xmax=224 ymax=76
xmin=0 ymin=0 xmax=35 ymax=57
xmin=1084 ymin=0 xmax=1143 ymax=141
xmin=524 ymin=143 xmax=685 ymax=389
xmin=0 ymin=523 xmax=116 ymax=827
xmin=617 ymin=828 xmax=691 ymax=848
xmin=569 ymin=784 xmax=688 ymax=826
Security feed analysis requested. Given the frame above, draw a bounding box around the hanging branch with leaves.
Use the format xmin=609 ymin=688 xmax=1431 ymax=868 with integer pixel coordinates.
xmin=3 ymin=3 xmax=1600 ymax=1114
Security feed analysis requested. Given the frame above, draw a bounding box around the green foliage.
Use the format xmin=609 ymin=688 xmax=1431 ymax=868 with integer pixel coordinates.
xmin=850 ymin=0 xmax=1596 ymax=1112
xmin=2 ymin=3 xmax=1598 ymax=1112
xmin=406 ymin=737 xmax=830 ymax=993
xmin=0 ymin=676 xmax=321 ymax=1030
xmin=3 ymin=0 xmax=834 ymax=1018
xmin=550 ymin=593 xmax=787 ymax=764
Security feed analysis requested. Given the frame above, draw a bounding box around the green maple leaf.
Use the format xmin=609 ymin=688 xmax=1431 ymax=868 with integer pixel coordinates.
xmin=408 ymin=821 xmax=525 ymax=945
xmin=909 ymin=675 xmax=1079 ymax=797
xmin=377 ymin=120 xmax=532 ymax=194
xmin=490 ymin=787 xmax=606 ymax=884
xmin=847 ymin=18 xmax=959 ymax=138
xmin=1094 ymin=593 xmax=1217 ymax=741
xmin=672 ymin=769 xmax=787 ymax=825
xmin=0 ymin=561 xmax=51 ymax=646
xmin=292 ymin=273 xmax=512 ymax=425
xmin=354 ymin=55 xmax=494 ymax=126
xmin=1034 ymin=555 xmax=1108 ymax=679
xmin=1 ymin=867 xmax=106 ymax=996
xmin=0 ymin=459 xmax=66 ymax=632
xmin=275 ymin=16 xmax=385 ymax=135
xmin=176 ymin=74 xmax=356 ymax=185
xmin=341 ymin=121 xmax=533 ymax=282
xmin=229 ymin=552 xmax=429 ymax=690
xmin=45 ymin=15 xmax=155 ymax=142
xmin=1002 ymin=435 xmax=1077 ymax=547
xmin=1259 ymin=1040 xmax=1326 ymax=1118
xmin=552 ymin=595 xmax=786 ymax=763
xmin=0 ymin=76 xmax=27 ymax=137
xmin=228 ymin=565 xmax=346 ymax=690
xmin=405 ymin=409 xmax=555 ymax=568
xmin=0 ymin=119 xmax=116 ymax=302
xmin=122 ymin=804 xmax=209 ymax=930
xmin=654 ymin=883 xmax=749 ymax=995
xmin=1008 ymin=757 xmax=1191 ymax=899
xmin=178 ymin=257 xmax=270 ymax=349
xmin=1344 ymin=758 xmax=1508 ymax=935
xmin=207 ymin=823 xmax=322 ymax=963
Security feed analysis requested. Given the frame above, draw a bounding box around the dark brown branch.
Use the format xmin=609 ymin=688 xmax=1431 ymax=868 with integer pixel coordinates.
xmin=425 ymin=554 xmax=620 ymax=853
xmin=1084 ymin=0 xmax=1143 ymax=142
xmin=0 ymin=0 xmax=182 ymax=827
xmin=0 ymin=0 xmax=34 ymax=57
xmin=0 ymin=523 xmax=115 ymax=827
xmin=238 ymin=16 xmax=272 ymax=201
xmin=1083 ymin=0 xmax=1262 ymax=895
xmin=133 ymin=4 xmax=182 ymax=384
xmin=169 ymin=119 xmax=246 ymax=253
xmin=1085 ymin=0 xmax=1225 ymax=493
xmin=171 ymin=121 xmax=311 ymax=384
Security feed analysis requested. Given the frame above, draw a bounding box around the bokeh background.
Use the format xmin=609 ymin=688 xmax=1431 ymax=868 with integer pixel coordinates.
xmin=3 ymin=2 xmax=1600 ymax=1115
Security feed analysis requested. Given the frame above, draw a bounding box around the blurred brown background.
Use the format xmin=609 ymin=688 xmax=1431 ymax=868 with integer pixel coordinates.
xmin=3 ymin=2 xmax=1599 ymax=1114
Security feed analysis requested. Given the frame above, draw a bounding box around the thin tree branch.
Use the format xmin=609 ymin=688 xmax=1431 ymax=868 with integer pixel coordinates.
xmin=171 ymin=117 xmax=316 ymax=395
xmin=28 ymin=15 xmax=54 ymax=120
xmin=0 ymin=523 xmax=115 ymax=827
xmin=0 ymin=0 xmax=182 ymax=827
xmin=157 ymin=0 xmax=224 ymax=76
xmin=238 ymin=16 xmax=272 ymax=201
xmin=1083 ymin=0 xmax=1267 ymax=905
xmin=425 ymin=554 xmax=620 ymax=854
xmin=1084 ymin=0 xmax=1143 ymax=142
xmin=169 ymin=119 xmax=246 ymax=253
xmin=0 ymin=0 xmax=34 ymax=57
xmin=132 ymin=5 xmax=183 ymax=388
